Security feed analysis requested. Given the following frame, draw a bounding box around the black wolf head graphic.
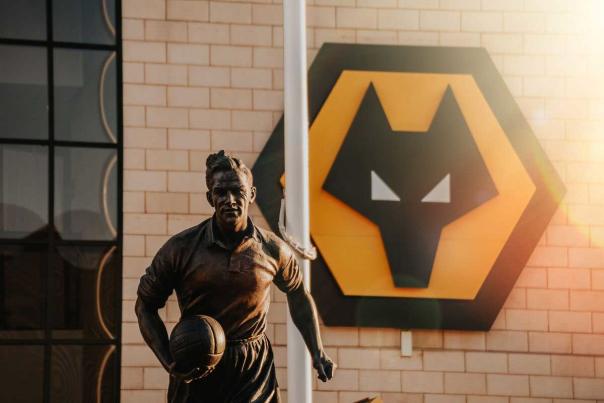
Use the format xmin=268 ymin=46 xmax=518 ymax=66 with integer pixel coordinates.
xmin=323 ymin=83 xmax=498 ymax=288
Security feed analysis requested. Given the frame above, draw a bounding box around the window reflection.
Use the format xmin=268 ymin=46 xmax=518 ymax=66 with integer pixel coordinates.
xmin=0 ymin=246 xmax=46 ymax=337
xmin=0 ymin=345 xmax=44 ymax=402
xmin=0 ymin=145 xmax=48 ymax=238
xmin=51 ymin=344 xmax=116 ymax=403
xmin=53 ymin=0 xmax=116 ymax=45
xmin=0 ymin=1 xmax=46 ymax=40
xmin=54 ymin=49 xmax=117 ymax=143
xmin=0 ymin=45 xmax=48 ymax=140
xmin=54 ymin=147 xmax=117 ymax=240
xmin=50 ymin=245 xmax=117 ymax=340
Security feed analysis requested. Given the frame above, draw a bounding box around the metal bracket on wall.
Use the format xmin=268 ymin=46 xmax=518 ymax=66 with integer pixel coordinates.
xmin=401 ymin=330 xmax=413 ymax=357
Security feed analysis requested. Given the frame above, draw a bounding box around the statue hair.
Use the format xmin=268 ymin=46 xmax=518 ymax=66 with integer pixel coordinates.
xmin=205 ymin=150 xmax=253 ymax=190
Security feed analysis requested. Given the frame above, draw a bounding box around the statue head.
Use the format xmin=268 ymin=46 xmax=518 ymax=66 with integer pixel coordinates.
xmin=205 ymin=150 xmax=256 ymax=233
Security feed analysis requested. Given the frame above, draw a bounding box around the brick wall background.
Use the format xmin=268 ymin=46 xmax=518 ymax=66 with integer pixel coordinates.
xmin=119 ymin=0 xmax=604 ymax=402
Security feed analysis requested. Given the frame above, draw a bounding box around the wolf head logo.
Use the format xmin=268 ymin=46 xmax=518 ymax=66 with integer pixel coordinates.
xmin=323 ymin=83 xmax=498 ymax=288
xmin=254 ymin=44 xmax=564 ymax=329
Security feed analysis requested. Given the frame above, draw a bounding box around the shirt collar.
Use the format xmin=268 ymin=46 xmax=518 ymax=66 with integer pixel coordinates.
xmin=204 ymin=215 xmax=262 ymax=248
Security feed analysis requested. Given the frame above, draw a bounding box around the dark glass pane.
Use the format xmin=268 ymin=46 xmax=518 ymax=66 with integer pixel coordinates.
xmin=54 ymin=49 xmax=117 ymax=143
xmin=51 ymin=344 xmax=117 ymax=403
xmin=54 ymin=147 xmax=117 ymax=240
xmin=0 ymin=345 xmax=44 ymax=403
xmin=0 ymin=145 xmax=48 ymax=238
xmin=53 ymin=0 xmax=116 ymax=45
xmin=0 ymin=246 xmax=45 ymax=338
xmin=49 ymin=245 xmax=117 ymax=339
xmin=0 ymin=45 xmax=48 ymax=140
xmin=0 ymin=1 xmax=46 ymax=40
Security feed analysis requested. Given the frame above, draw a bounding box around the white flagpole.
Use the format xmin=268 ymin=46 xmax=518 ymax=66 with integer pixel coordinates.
xmin=283 ymin=0 xmax=312 ymax=402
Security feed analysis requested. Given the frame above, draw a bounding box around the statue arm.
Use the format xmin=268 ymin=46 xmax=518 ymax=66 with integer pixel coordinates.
xmin=135 ymin=296 xmax=173 ymax=372
xmin=286 ymin=286 xmax=335 ymax=382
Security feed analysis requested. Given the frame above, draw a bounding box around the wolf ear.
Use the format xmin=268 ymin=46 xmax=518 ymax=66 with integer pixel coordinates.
xmin=364 ymin=82 xmax=392 ymax=136
xmin=427 ymin=86 xmax=462 ymax=139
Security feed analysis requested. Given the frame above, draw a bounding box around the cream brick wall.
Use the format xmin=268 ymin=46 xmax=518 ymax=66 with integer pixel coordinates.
xmin=121 ymin=0 xmax=604 ymax=402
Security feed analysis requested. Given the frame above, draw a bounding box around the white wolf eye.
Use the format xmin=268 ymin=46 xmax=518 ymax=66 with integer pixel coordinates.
xmin=371 ymin=171 xmax=400 ymax=201
xmin=422 ymin=174 xmax=450 ymax=203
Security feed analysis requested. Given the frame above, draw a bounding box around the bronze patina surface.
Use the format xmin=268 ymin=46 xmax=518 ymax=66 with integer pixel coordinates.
xmin=136 ymin=151 xmax=334 ymax=402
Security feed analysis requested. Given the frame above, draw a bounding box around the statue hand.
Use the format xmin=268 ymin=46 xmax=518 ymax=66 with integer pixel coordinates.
xmin=168 ymin=362 xmax=214 ymax=384
xmin=312 ymin=351 xmax=336 ymax=382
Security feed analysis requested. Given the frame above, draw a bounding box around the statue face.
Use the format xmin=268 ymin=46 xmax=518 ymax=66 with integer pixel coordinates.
xmin=207 ymin=170 xmax=256 ymax=231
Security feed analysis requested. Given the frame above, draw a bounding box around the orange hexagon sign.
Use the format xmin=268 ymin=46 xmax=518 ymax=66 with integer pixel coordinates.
xmin=253 ymin=44 xmax=565 ymax=330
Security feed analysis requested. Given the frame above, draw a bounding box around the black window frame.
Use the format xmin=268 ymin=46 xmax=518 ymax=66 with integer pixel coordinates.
xmin=0 ymin=0 xmax=123 ymax=401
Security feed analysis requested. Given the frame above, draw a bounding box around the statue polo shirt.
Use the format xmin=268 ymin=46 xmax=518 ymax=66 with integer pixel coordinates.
xmin=137 ymin=217 xmax=303 ymax=341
